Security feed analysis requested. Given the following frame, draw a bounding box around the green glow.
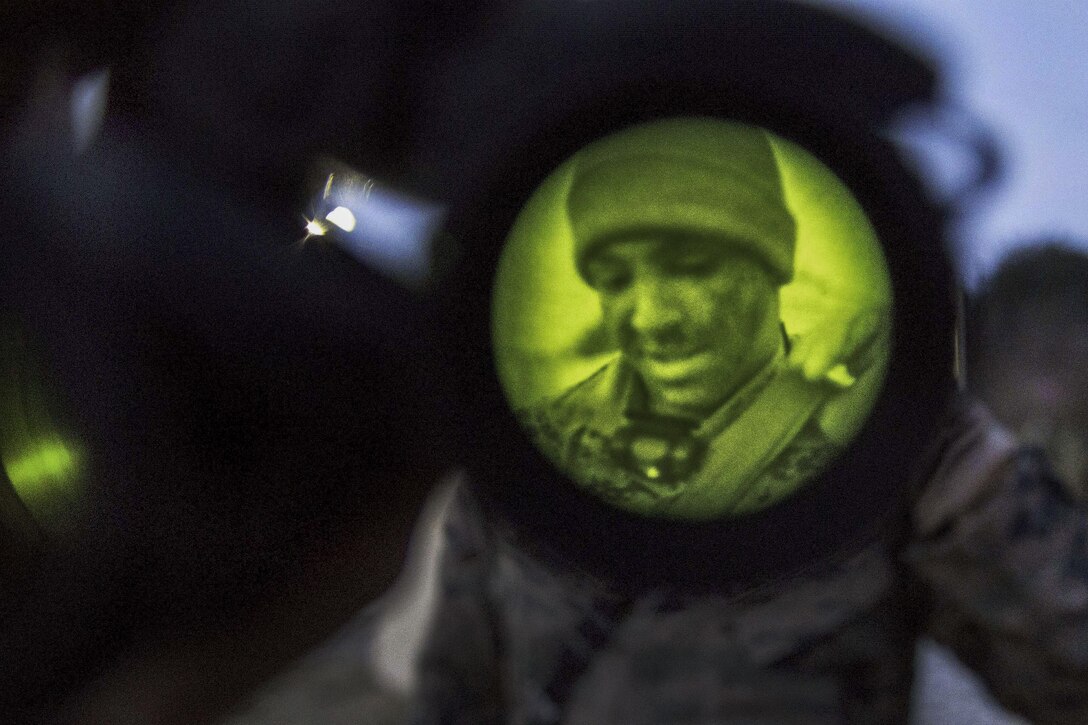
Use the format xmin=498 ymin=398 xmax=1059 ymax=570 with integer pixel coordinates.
xmin=4 ymin=439 xmax=80 ymax=503
xmin=493 ymin=118 xmax=892 ymax=520
xmin=1 ymin=323 xmax=85 ymax=529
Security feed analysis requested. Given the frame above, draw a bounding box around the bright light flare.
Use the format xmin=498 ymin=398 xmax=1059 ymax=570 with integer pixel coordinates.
xmin=303 ymin=162 xmax=447 ymax=288
xmin=304 ymin=218 xmax=328 ymax=237
xmin=325 ymin=205 xmax=357 ymax=232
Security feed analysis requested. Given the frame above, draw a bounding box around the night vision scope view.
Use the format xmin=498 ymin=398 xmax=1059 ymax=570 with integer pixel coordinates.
xmin=493 ymin=118 xmax=892 ymax=520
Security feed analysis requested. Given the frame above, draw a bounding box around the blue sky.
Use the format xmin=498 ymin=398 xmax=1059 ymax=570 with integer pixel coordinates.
xmin=816 ymin=0 xmax=1088 ymax=287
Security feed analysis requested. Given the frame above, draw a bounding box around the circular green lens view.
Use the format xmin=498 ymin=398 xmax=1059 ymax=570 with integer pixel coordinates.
xmin=492 ymin=118 xmax=892 ymax=520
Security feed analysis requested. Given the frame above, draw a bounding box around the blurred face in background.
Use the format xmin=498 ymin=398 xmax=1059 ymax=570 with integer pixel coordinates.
xmin=977 ymin=301 xmax=1088 ymax=499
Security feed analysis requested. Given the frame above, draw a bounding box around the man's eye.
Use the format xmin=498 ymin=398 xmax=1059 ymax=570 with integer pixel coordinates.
xmin=588 ymin=267 xmax=631 ymax=292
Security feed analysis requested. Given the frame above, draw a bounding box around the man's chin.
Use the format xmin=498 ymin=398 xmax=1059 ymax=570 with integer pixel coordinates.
xmin=644 ymin=383 xmax=731 ymax=419
xmin=638 ymin=350 xmax=716 ymax=382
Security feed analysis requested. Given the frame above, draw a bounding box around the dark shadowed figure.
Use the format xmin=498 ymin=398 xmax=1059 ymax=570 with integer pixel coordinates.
xmin=969 ymin=243 xmax=1088 ymax=501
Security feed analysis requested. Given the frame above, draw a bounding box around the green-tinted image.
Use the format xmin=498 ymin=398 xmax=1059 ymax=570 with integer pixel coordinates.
xmin=493 ymin=118 xmax=892 ymax=520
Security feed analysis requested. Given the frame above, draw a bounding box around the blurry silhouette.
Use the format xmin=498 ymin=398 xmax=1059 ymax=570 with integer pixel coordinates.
xmin=969 ymin=242 xmax=1088 ymax=500
xmin=0 ymin=1 xmax=481 ymax=722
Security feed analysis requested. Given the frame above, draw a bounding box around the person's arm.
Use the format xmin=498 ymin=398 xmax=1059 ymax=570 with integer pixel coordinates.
xmin=410 ymin=484 xmax=506 ymax=725
xmin=905 ymin=399 xmax=1088 ymax=723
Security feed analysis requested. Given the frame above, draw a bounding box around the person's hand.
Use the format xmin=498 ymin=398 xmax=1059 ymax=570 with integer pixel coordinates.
xmin=788 ymin=307 xmax=887 ymax=389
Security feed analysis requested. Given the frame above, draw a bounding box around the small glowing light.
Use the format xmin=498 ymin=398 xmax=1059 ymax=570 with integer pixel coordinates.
xmin=305 ymin=160 xmax=446 ymax=287
xmin=304 ymin=218 xmax=328 ymax=237
xmin=645 ymin=466 xmax=661 ymax=479
xmin=325 ymin=206 xmax=357 ymax=232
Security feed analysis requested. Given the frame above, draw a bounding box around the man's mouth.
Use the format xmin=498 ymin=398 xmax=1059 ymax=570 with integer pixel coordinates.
xmin=635 ymin=348 xmax=716 ymax=384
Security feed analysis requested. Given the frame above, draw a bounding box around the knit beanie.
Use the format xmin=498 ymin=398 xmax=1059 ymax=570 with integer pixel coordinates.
xmin=567 ymin=118 xmax=796 ymax=284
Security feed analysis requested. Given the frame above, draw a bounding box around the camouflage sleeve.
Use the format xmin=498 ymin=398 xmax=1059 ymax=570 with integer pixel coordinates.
xmin=904 ymin=398 xmax=1088 ymax=723
xmin=410 ymin=485 xmax=506 ymax=725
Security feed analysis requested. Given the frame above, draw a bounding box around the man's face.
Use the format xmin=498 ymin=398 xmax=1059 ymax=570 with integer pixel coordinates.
xmin=979 ymin=316 xmax=1088 ymax=499
xmin=583 ymin=235 xmax=782 ymax=418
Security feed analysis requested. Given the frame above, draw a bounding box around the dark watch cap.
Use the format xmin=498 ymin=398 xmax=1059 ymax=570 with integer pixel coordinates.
xmin=567 ymin=117 xmax=796 ymax=285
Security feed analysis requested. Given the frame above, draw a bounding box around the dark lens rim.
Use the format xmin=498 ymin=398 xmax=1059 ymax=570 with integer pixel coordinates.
xmin=430 ymin=11 xmax=955 ymax=594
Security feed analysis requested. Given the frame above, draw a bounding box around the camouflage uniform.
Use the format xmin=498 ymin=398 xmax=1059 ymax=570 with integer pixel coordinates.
xmin=520 ymin=351 xmax=839 ymax=519
xmin=411 ymin=399 xmax=1088 ymax=724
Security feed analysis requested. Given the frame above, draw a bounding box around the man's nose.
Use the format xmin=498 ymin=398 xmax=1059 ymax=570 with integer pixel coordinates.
xmin=629 ymin=279 xmax=683 ymax=335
